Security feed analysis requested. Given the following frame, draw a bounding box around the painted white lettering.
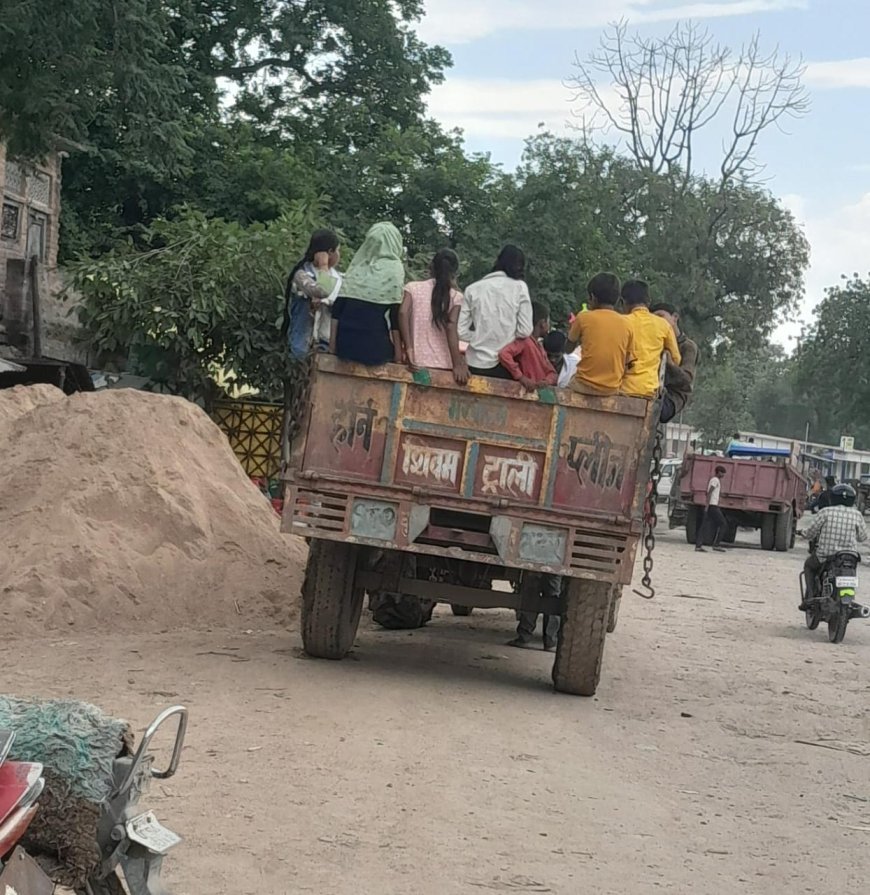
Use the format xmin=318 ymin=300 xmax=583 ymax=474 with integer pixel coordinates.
xmin=481 ymin=453 xmax=538 ymax=498
xmin=401 ymin=443 xmax=461 ymax=486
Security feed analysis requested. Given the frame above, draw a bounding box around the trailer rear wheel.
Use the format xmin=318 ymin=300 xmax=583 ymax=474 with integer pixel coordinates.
xmin=774 ymin=507 xmax=793 ymax=553
xmin=760 ymin=513 xmax=776 ymax=551
xmin=552 ymin=578 xmax=612 ymax=696
xmin=722 ymin=518 xmax=738 ymax=544
xmin=606 ymin=586 xmax=622 ymax=634
xmin=685 ymin=506 xmax=702 ymax=545
xmin=301 ymin=540 xmax=363 ymax=659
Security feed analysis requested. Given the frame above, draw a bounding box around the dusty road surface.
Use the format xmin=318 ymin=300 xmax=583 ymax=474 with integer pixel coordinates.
xmin=5 ymin=528 xmax=869 ymax=894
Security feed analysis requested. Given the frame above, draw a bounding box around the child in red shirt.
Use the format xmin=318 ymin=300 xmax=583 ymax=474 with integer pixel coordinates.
xmin=498 ymin=302 xmax=557 ymax=390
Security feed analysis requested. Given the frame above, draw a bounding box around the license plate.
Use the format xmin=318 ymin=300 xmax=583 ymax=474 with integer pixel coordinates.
xmin=126 ymin=811 xmax=182 ymax=854
xmin=836 ymin=576 xmax=858 ymax=589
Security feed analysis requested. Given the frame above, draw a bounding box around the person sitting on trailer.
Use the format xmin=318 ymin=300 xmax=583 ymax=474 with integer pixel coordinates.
xmin=458 ymin=245 xmax=533 ymax=380
xmin=542 ymin=330 xmax=579 ymax=388
xmin=398 ymin=248 xmax=468 ymax=384
xmin=498 ymin=302 xmax=558 ymax=391
xmin=620 ymin=280 xmax=681 ymax=399
xmin=650 ymin=302 xmax=699 ymax=423
xmin=329 ymin=223 xmax=405 ymax=366
xmin=283 ymin=229 xmax=342 ymax=359
xmin=565 ymin=273 xmax=634 ymax=395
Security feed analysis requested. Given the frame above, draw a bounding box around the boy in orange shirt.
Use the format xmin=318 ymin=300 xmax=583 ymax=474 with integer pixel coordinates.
xmin=566 ymin=273 xmax=634 ymax=395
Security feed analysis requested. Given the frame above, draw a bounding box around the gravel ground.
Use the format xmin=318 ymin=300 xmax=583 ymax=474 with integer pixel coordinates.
xmin=6 ymin=526 xmax=869 ymax=894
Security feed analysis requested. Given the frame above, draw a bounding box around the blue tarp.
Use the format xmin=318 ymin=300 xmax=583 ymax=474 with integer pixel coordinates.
xmin=726 ymin=441 xmax=791 ymax=459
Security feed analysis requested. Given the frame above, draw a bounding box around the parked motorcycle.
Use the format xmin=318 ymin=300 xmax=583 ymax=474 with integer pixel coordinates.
xmin=79 ymin=705 xmax=188 ymax=895
xmin=0 ymin=731 xmax=54 ymax=894
xmin=800 ymin=548 xmax=870 ymax=643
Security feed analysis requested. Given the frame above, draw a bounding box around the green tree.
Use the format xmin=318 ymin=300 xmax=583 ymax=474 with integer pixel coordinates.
xmin=1 ymin=0 xmax=454 ymax=259
xmin=497 ymin=134 xmax=808 ymax=346
xmin=0 ymin=1 xmax=198 ymax=163
xmin=67 ymin=204 xmax=323 ymax=405
xmin=794 ymin=275 xmax=870 ymax=449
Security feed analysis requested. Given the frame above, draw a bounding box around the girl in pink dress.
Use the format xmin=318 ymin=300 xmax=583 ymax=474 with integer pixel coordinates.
xmin=398 ymin=249 xmax=468 ymax=384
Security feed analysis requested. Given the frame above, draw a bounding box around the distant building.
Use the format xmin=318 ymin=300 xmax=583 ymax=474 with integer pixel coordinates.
xmin=0 ymin=142 xmax=87 ymax=364
xmin=0 ymin=143 xmax=61 ymax=350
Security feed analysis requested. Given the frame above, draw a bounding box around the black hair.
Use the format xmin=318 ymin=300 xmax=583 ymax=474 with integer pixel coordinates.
xmin=715 ymin=465 xmax=727 ymax=476
xmin=430 ymin=248 xmax=460 ymax=330
xmin=532 ymin=301 xmax=550 ymax=326
xmin=587 ymin=273 xmax=620 ymax=306
xmin=291 ymin=229 xmax=339 ymax=283
xmin=282 ymin=229 xmax=340 ymax=335
xmin=650 ymin=302 xmax=678 ymax=315
xmin=543 ymin=331 xmax=567 ymax=353
xmin=622 ymin=280 xmax=651 ymax=307
xmin=492 ymin=244 xmax=526 ymax=280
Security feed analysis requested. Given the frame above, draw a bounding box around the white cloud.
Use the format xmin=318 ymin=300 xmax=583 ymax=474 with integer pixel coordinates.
xmin=419 ymin=0 xmax=805 ymax=44
xmin=805 ymin=57 xmax=870 ymax=90
xmin=774 ymin=192 xmax=870 ymax=347
xmin=427 ymin=77 xmax=577 ymax=140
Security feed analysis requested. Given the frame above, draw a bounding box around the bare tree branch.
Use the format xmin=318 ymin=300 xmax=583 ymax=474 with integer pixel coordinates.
xmin=567 ymin=21 xmax=809 ymax=192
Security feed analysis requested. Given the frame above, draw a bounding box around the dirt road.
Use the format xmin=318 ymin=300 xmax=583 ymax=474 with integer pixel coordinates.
xmin=5 ymin=528 xmax=869 ymax=894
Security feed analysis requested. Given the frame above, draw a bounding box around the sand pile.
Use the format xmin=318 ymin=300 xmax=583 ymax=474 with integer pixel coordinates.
xmin=0 ymin=385 xmax=306 ymax=636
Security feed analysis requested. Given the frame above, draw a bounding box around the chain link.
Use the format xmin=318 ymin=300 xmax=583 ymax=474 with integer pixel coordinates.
xmin=633 ymin=423 xmax=664 ymax=600
xmin=282 ymin=351 xmax=316 ymax=470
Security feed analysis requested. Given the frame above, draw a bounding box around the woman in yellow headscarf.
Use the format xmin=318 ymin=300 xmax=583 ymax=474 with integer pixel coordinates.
xmin=329 ymin=222 xmax=406 ymax=366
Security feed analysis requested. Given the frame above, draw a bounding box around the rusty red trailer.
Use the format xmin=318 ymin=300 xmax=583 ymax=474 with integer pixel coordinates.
xmin=677 ymin=452 xmax=807 ymax=551
xmin=282 ymin=355 xmax=659 ymax=695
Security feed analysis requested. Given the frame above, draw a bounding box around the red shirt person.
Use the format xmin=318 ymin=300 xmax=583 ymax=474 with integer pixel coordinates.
xmin=498 ymin=302 xmax=557 ymax=390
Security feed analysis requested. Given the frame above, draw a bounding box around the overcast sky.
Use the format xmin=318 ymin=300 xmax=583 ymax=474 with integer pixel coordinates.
xmin=421 ymin=0 xmax=870 ymax=347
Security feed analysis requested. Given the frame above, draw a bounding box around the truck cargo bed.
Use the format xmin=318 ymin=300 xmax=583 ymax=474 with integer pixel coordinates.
xmin=282 ymin=356 xmax=658 ymax=584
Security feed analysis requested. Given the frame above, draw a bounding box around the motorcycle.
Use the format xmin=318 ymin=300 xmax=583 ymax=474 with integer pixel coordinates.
xmin=0 ymin=731 xmax=55 ymax=895
xmin=78 ymin=705 xmax=188 ymax=895
xmin=800 ymin=546 xmax=870 ymax=643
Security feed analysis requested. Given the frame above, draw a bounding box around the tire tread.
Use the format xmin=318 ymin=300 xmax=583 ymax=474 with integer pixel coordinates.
xmin=552 ymin=578 xmax=612 ymax=696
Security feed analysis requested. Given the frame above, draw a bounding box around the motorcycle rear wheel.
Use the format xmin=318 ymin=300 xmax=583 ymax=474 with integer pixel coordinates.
xmin=827 ymin=603 xmax=850 ymax=644
xmin=805 ymin=603 xmax=821 ymax=630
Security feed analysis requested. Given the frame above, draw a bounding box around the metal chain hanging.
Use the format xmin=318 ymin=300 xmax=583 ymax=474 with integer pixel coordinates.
xmin=282 ymin=352 xmax=316 ymax=469
xmin=633 ymin=423 xmax=664 ymax=600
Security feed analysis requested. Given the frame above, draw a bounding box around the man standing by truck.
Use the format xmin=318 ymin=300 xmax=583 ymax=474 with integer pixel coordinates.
xmin=696 ymin=465 xmax=728 ymax=553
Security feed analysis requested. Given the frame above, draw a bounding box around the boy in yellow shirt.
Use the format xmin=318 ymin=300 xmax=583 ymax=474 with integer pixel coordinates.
xmin=566 ymin=273 xmax=634 ymax=395
xmin=620 ymin=280 xmax=681 ymax=398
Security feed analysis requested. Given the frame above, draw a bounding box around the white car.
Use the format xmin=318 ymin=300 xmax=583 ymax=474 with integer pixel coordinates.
xmin=657 ymin=459 xmax=681 ymax=502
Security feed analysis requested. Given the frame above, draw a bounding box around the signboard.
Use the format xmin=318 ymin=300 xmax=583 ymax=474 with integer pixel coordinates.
xmin=841 ymin=436 xmax=855 ymax=452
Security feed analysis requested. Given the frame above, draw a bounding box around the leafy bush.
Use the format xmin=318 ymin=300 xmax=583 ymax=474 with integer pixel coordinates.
xmin=68 ymin=202 xmax=325 ymax=405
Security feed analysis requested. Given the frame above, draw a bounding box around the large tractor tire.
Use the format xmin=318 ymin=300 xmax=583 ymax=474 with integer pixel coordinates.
xmin=301 ymin=539 xmax=364 ymax=659
xmin=760 ymin=513 xmax=776 ymax=551
xmin=606 ymin=586 xmax=622 ymax=634
xmin=774 ymin=507 xmax=793 ymax=553
xmin=685 ymin=505 xmax=702 ymax=545
xmin=552 ymin=578 xmax=612 ymax=696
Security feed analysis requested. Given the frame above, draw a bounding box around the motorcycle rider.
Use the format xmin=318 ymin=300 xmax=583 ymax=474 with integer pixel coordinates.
xmin=800 ymin=483 xmax=868 ymax=609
